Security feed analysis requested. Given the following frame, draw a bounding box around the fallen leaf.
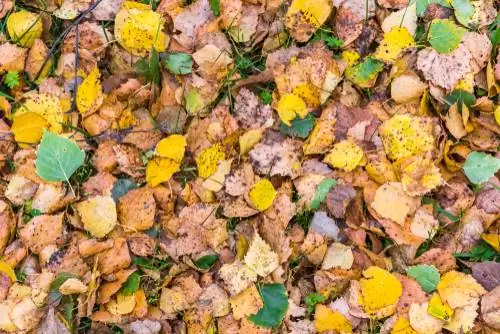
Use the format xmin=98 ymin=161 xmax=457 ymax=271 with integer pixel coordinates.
xmin=76 ymin=196 xmax=117 ymax=238
xmin=314 ymin=304 xmax=352 ymax=333
xmin=284 ymin=0 xmax=333 ymax=42
xmin=7 ymin=11 xmax=43 ymax=47
xmin=436 ymin=270 xmax=486 ymax=309
xmin=76 ymin=67 xmax=104 ymax=115
xmin=371 ymin=182 xmax=419 ymax=225
xmin=248 ymin=179 xmax=277 ymax=212
xmin=359 ymin=266 xmax=402 ymax=318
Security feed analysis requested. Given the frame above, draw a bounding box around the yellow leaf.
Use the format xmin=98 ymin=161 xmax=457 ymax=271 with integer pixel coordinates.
xmin=481 ymin=233 xmax=499 ymax=252
xmin=365 ymin=153 xmax=397 ymax=184
xmin=203 ymin=159 xmax=232 ymax=192
xmin=248 ymin=179 xmax=276 ymax=212
xmin=443 ymin=303 xmax=479 ymax=334
xmin=399 ymin=156 xmax=443 ymax=196
xmin=114 ymin=1 xmax=169 ymax=56
xmin=375 ymin=27 xmax=415 ymax=63
xmin=11 ymin=112 xmax=48 ymax=148
xmin=155 ymin=135 xmax=186 ymax=163
xmin=314 ymin=304 xmax=352 ymax=333
xmin=437 ymin=271 xmax=486 ymax=309
xmin=409 ymin=302 xmax=444 ymax=334
xmin=427 ymin=293 xmax=454 ymax=321
xmin=230 ymin=285 xmax=263 ymax=320
xmin=341 ymin=51 xmax=360 ymax=67
xmin=244 ymin=233 xmax=279 ymax=277
xmin=292 ymin=83 xmax=320 ymax=108
xmin=239 ymin=129 xmax=263 ymax=155
xmin=486 ymin=62 xmax=500 ymax=96
xmin=146 ymin=157 xmax=181 ymax=187
xmin=117 ymin=109 xmax=138 ymax=129
xmin=75 ymin=196 xmax=117 ymax=238
xmin=371 ymin=182 xmax=419 ymax=225
xmin=277 ymin=94 xmax=308 ymax=126
xmin=391 ymin=317 xmax=417 ymax=334
xmin=303 ymin=105 xmax=336 ymax=155
xmin=379 ymin=114 xmax=435 ymax=161
xmin=7 ymin=11 xmax=43 ymax=47
xmin=495 ymin=105 xmax=500 ymax=126
xmin=76 ymin=67 xmax=104 ymax=115
xmin=196 ymin=143 xmax=225 ymax=179
xmin=107 ymin=292 xmax=136 ymax=315
xmin=359 ymin=266 xmax=402 ymax=319
xmin=219 ymin=261 xmax=257 ymax=296
xmin=0 ymin=261 xmax=17 ymax=282
xmin=324 ymin=139 xmax=366 ymax=172
xmin=236 ymin=234 xmax=249 ymax=260
xmin=284 ymin=0 xmax=332 ymax=42
xmin=18 ymin=93 xmax=64 ymax=134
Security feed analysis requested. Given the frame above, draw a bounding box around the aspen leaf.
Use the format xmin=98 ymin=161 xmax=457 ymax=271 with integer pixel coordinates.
xmin=428 ymin=19 xmax=466 ymax=53
xmin=462 ymin=151 xmax=500 ymax=184
xmin=284 ymin=0 xmax=332 ymax=42
xmin=155 ymin=135 xmax=186 ymax=163
xmin=76 ymin=196 xmax=117 ymax=238
xmin=409 ymin=302 xmax=444 ymax=334
xmin=244 ymin=233 xmax=279 ymax=277
xmin=0 ymin=261 xmax=16 ymax=282
xmin=314 ymin=304 xmax=352 ymax=333
xmin=345 ymin=57 xmax=384 ymax=88
xmin=146 ymin=157 xmax=180 ymax=187
xmin=196 ymin=143 xmax=225 ymax=179
xmin=248 ymin=283 xmax=288 ymax=329
xmin=407 ymin=265 xmax=440 ymax=293
xmin=427 ymin=293 xmax=454 ymax=321
xmin=324 ymin=139 xmax=365 ymax=172
xmin=371 ymin=182 xmax=419 ymax=225
xmin=11 ymin=112 xmax=48 ymax=148
xmin=443 ymin=303 xmax=479 ymax=334
xmin=277 ymin=94 xmax=308 ymax=126
xmin=375 ymin=27 xmax=415 ymax=63
xmin=219 ymin=262 xmax=257 ymax=296
xmin=390 ymin=317 xmax=417 ymax=334
xmin=77 ymin=67 xmax=104 ymax=115
xmin=18 ymin=93 xmax=64 ymax=134
xmin=239 ymin=129 xmax=263 ymax=155
xmin=114 ymin=1 xmax=168 ymax=56
xmin=379 ymin=115 xmax=435 ymax=161
xmin=248 ymin=179 xmax=276 ymax=212
xmin=36 ymin=131 xmax=85 ymax=182
xmin=359 ymin=266 xmax=402 ymax=318
xmin=436 ymin=271 xmax=486 ymax=309
xmin=7 ymin=11 xmax=43 ymax=47
xmin=230 ymin=285 xmax=263 ymax=320
xmin=203 ymin=159 xmax=232 ymax=192
xmin=107 ymin=292 xmax=136 ymax=315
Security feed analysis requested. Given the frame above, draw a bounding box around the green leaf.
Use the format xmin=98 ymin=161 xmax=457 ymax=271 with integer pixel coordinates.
xmin=345 ymin=57 xmax=384 ymax=87
xmin=311 ymin=29 xmax=343 ymax=49
xmin=463 ymin=152 xmax=500 ymax=184
xmin=304 ymin=292 xmax=327 ymax=315
xmin=454 ymin=241 xmax=498 ymax=262
xmin=421 ymin=197 xmax=460 ymax=222
xmin=451 ymin=0 xmax=474 ymax=27
xmin=428 ymin=19 xmax=466 ymax=53
xmin=310 ymin=178 xmax=337 ymax=210
xmin=111 ymin=179 xmax=139 ymax=201
xmin=248 ymin=283 xmax=288 ymax=328
xmin=4 ymin=71 xmax=20 ymax=89
xmin=444 ymin=89 xmax=476 ymax=114
xmin=36 ymin=131 xmax=85 ymax=183
xmin=491 ymin=28 xmax=500 ymax=46
xmin=407 ymin=264 xmax=440 ymax=293
xmin=279 ymin=114 xmax=315 ymax=139
xmin=194 ymin=254 xmax=218 ymax=270
xmin=163 ymin=53 xmax=193 ymax=75
xmin=416 ymin=0 xmax=451 ymax=16
xmin=120 ymin=272 xmax=140 ymax=296
xmin=136 ymin=49 xmax=161 ymax=85
xmin=49 ymin=272 xmax=77 ymax=303
xmin=185 ymin=89 xmax=204 ymax=115
xmin=209 ymin=0 xmax=220 ymax=16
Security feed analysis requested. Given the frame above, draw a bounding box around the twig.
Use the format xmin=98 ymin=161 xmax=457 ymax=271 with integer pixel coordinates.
xmin=34 ymin=0 xmax=106 ymax=81
xmin=231 ymin=69 xmax=273 ymax=90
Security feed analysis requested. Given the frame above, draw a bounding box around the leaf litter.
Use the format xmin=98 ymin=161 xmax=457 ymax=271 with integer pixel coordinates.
xmin=0 ymin=0 xmax=499 ymax=333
